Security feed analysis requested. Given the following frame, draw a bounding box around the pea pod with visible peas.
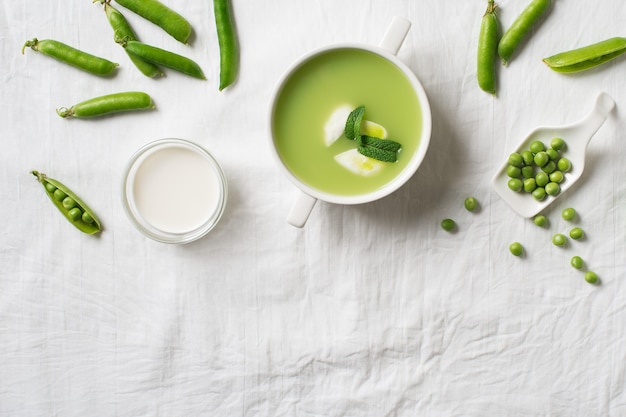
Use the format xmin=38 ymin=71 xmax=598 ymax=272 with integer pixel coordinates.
xmin=477 ymin=0 xmax=499 ymax=95
xmin=22 ymin=38 xmax=118 ymax=76
xmin=543 ymin=37 xmax=626 ymax=73
xmin=57 ymin=91 xmax=155 ymax=118
xmin=214 ymin=0 xmax=239 ymax=90
xmin=117 ymin=39 xmax=206 ymax=80
xmin=101 ymin=2 xmax=163 ymax=78
xmin=113 ymin=0 xmax=192 ymax=44
xmin=498 ymin=0 xmax=551 ymax=65
xmin=31 ymin=171 xmax=102 ymax=235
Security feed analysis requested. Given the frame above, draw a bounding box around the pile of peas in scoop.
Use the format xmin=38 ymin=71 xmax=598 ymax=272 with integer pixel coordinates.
xmin=506 ymin=137 xmax=572 ymax=200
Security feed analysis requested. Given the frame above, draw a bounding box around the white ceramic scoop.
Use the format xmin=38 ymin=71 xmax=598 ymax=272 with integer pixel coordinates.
xmin=493 ymin=92 xmax=615 ymax=218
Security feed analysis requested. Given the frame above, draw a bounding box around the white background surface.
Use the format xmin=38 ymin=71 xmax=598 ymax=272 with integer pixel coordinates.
xmin=1 ymin=1 xmax=626 ymax=416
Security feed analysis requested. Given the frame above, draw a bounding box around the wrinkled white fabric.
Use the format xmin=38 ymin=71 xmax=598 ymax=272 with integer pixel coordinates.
xmin=1 ymin=1 xmax=625 ymax=416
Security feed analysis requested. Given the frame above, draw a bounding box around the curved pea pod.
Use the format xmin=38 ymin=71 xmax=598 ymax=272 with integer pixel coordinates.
xmin=114 ymin=0 xmax=192 ymax=44
xmin=497 ymin=0 xmax=551 ymax=65
xmin=103 ymin=3 xmax=163 ymax=78
xmin=31 ymin=171 xmax=102 ymax=235
xmin=22 ymin=38 xmax=118 ymax=76
xmin=543 ymin=37 xmax=626 ymax=73
xmin=119 ymin=40 xmax=206 ymax=80
xmin=57 ymin=91 xmax=155 ymax=118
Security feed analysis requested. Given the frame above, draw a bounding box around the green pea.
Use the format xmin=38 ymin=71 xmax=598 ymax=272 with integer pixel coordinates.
xmin=22 ymin=38 xmax=118 ymax=76
xmin=533 ymin=151 xmax=549 ymax=167
xmin=552 ymin=233 xmax=567 ymax=247
xmin=507 ymin=165 xmax=522 ymax=178
xmin=545 ymin=148 xmax=560 ymax=161
xmin=497 ymin=0 xmax=551 ymax=64
xmin=584 ymin=271 xmax=599 ymax=284
xmin=532 ymin=187 xmax=546 ymax=201
xmin=561 ymin=207 xmax=576 ymax=220
xmin=53 ymin=188 xmax=67 ymax=201
xmin=68 ymin=207 xmax=82 ymax=221
xmin=521 ymin=165 xmax=535 ymax=178
xmin=523 ymin=178 xmax=537 ymax=193
xmin=550 ymin=137 xmax=566 ymax=151
xmin=508 ymin=178 xmax=523 ymax=192
xmin=549 ymin=171 xmax=564 ymax=183
xmin=533 ymin=214 xmax=548 ymax=227
xmin=57 ymin=92 xmax=155 ymax=119
xmin=45 ymin=183 xmax=57 ymax=193
xmin=441 ymin=218 xmax=456 ymax=231
xmin=557 ymin=157 xmax=572 ymax=172
xmin=545 ymin=182 xmax=560 ymax=196
xmin=509 ymin=242 xmax=524 ymax=256
xmin=535 ymin=171 xmax=549 ymax=187
xmin=31 ymin=170 xmax=102 ymax=235
xmin=521 ymin=150 xmax=534 ymax=165
xmin=569 ymin=227 xmax=584 ymax=240
xmin=541 ymin=160 xmax=556 ymax=174
xmin=570 ymin=255 xmax=584 ymax=269
xmin=529 ymin=140 xmax=546 ymax=154
xmin=464 ymin=197 xmax=478 ymax=212
xmin=508 ymin=152 xmax=524 ymax=167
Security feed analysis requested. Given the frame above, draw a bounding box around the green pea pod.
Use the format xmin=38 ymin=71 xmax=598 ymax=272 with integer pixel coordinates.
xmin=119 ymin=40 xmax=206 ymax=80
xmin=22 ymin=38 xmax=118 ymax=76
xmin=477 ymin=0 xmax=499 ymax=95
xmin=56 ymin=91 xmax=155 ymax=118
xmin=543 ymin=37 xmax=626 ymax=73
xmin=498 ymin=0 xmax=551 ymax=65
xmin=114 ymin=0 xmax=192 ymax=44
xmin=103 ymin=3 xmax=163 ymax=78
xmin=214 ymin=0 xmax=239 ymax=90
xmin=31 ymin=171 xmax=102 ymax=235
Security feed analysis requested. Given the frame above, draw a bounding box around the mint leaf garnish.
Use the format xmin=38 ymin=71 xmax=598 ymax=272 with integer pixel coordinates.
xmin=357 ymin=145 xmax=398 ymax=163
xmin=359 ymin=135 xmax=402 ymax=152
xmin=344 ymin=105 xmax=365 ymax=140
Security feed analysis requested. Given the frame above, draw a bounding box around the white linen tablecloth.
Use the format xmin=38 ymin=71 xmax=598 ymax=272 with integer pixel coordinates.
xmin=1 ymin=1 xmax=625 ymax=416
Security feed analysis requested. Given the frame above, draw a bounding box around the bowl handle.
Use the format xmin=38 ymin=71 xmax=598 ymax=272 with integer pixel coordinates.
xmin=379 ymin=16 xmax=411 ymax=56
xmin=287 ymin=191 xmax=318 ymax=228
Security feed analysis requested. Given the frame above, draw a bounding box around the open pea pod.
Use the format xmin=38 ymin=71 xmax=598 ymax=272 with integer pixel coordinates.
xmin=31 ymin=171 xmax=102 ymax=235
xmin=543 ymin=37 xmax=626 ymax=73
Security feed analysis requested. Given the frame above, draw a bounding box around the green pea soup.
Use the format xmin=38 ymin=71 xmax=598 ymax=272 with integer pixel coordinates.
xmin=272 ymin=48 xmax=424 ymax=196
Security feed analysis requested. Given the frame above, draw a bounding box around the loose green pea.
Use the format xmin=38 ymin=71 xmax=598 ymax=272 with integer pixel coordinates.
xmin=529 ymin=140 xmax=546 ymax=154
xmin=508 ymin=152 xmax=524 ymax=167
xmin=53 ymin=189 xmax=67 ymax=202
xmin=532 ymin=187 xmax=546 ymax=201
xmin=535 ymin=172 xmax=549 ymax=187
xmin=561 ymin=207 xmax=576 ymax=220
xmin=570 ymin=255 xmax=584 ymax=269
xmin=464 ymin=196 xmax=478 ymax=212
xmin=546 ymin=148 xmax=560 ymax=161
xmin=508 ymin=178 xmax=523 ymax=192
xmin=521 ymin=165 xmax=535 ymax=178
xmin=509 ymin=242 xmax=524 ymax=256
xmin=584 ymin=271 xmax=599 ymax=284
xmin=68 ymin=207 xmax=82 ymax=221
xmin=557 ymin=157 xmax=572 ymax=172
xmin=533 ymin=214 xmax=548 ymax=227
xmin=523 ymin=178 xmax=537 ymax=192
xmin=545 ymin=182 xmax=560 ymax=196
xmin=534 ymin=151 xmax=549 ymax=167
xmin=552 ymin=233 xmax=567 ymax=247
xmin=521 ymin=150 xmax=534 ymax=165
xmin=549 ymin=171 xmax=564 ymax=183
xmin=569 ymin=227 xmax=584 ymax=240
xmin=550 ymin=137 xmax=566 ymax=151
xmin=507 ymin=165 xmax=522 ymax=178
xmin=441 ymin=218 xmax=456 ymax=231
xmin=541 ymin=160 xmax=556 ymax=174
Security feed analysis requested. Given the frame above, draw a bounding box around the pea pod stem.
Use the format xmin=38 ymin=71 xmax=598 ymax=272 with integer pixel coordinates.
xmin=57 ymin=91 xmax=155 ymax=118
xmin=498 ymin=0 xmax=551 ymax=65
xmin=31 ymin=171 xmax=102 ymax=235
xmin=22 ymin=38 xmax=118 ymax=76
xmin=117 ymin=39 xmax=206 ymax=80
xmin=214 ymin=0 xmax=239 ymax=90
xmin=113 ymin=0 xmax=192 ymax=44
xmin=477 ymin=0 xmax=499 ymax=95
xmin=543 ymin=37 xmax=626 ymax=73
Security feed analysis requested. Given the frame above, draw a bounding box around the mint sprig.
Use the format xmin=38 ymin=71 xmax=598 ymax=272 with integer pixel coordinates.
xmin=343 ymin=105 xmax=401 ymax=162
